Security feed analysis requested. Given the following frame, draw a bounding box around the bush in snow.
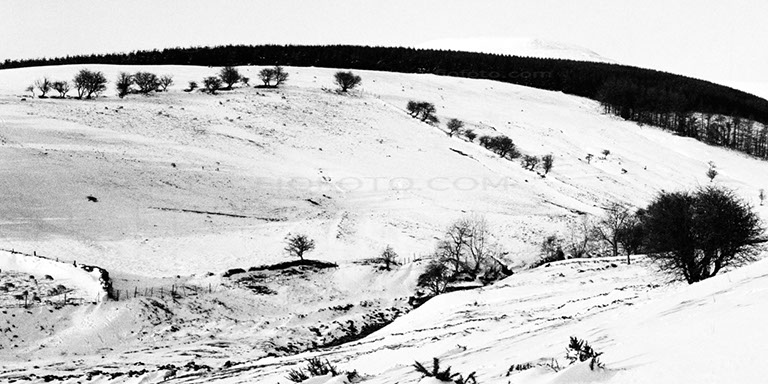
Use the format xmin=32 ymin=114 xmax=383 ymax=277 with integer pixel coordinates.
xmin=258 ymin=65 xmax=289 ymax=88
xmin=565 ymin=336 xmax=604 ymax=370
xmin=186 ymin=81 xmax=198 ymax=92
xmin=133 ymin=71 xmax=160 ymax=94
xmin=417 ymin=259 xmax=451 ymax=296
xmin=51 ymin=80 xmax=70 ymax=97
xmin=706 ymin=160 xmax=718 ymax=182
xmin=521 ymin=155 xmax=539 ymax=171
xmin=643 ymin=186 xmax=762 ymax=284
xmin=219 ymin=66 xmax=241 ymax=89
xmin=541 ymin=154 xmax=554 ymax=175
xmin=73 ymin=69 xmax=107 ymax=99
xmin=203 ymin=76 xmax=222 ymax=94
xmin=484 ymin=135 xmax=520 ymax=159
xmin=379 ymin=245 xmax=399 ymax=270
xmin=406 ymin=100 xmax=438 ymax=124
xmin=446 ymin=118 xmax=465 ymax=137
xmin=116 ymin=72 xmax=133 ymax=98
xmin=284 ymin=234 xmax=316 ymax=260
xmin=158 ymin=74 xmax=174 ymax=91
xmin=463 ymin=129 xmax=477 ymax=142
xmin=334 ymin=70 xmax=362 ymax=92
xmin=413 ymin=357 xmax=476 ymax=384
xmin=286 ymin=357 xmax=339 ymax=383
xmin=533 ymin=234 xmax=565 ymax=268
xmin=34 ymin=77 xmax=51 ymax=97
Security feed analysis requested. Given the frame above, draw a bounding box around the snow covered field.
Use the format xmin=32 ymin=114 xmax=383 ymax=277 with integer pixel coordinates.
xmin=1 ymin=64 xmax=767 ymax=382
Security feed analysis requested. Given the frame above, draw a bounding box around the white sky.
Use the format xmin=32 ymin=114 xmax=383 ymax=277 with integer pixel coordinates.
xmin=2 ymin=0 xmax=767 ymax=86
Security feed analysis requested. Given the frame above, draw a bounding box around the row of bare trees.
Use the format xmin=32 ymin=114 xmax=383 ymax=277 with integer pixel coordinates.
xmin=29 ymin=69 xmax=108 ymax=99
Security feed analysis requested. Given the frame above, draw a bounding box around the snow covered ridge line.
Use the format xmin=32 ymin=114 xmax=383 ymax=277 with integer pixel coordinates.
xmin=0 ymin=248 xmax=111 ymax=303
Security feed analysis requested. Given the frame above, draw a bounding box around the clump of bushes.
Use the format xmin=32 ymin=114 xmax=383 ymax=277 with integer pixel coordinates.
xmin=565 ymin=336 xmax=604 ymax=370
xmin=406 ymin=100 xmax=439 ymax=124
xmin=479 ymin=135 xmax=520 ymax=159
xmin=73 ymin=69 xmax=107 ymax=99
xmin=413 ymin=357 xmax=476 ymax=384
xmin=258 ymin=66 xmax=289 ymax=88
xmin=286 ymin=357 xmax=339 ymax=383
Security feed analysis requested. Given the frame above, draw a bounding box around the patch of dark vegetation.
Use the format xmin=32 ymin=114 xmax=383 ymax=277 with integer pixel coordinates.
xmin=148 ymin=206 xmax=284 ymax=221
xmin=248 ymin=259 xmax=338 ymax=272
xmin=414 ymin=357 xmax=477 ymax=384
xmin=222 ymin=268 xmax=246 ymax=278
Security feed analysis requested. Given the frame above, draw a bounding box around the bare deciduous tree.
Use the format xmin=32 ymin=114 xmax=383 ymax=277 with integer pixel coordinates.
xmin=159 ymin=75 xmax=174 ymax=91
xmin=334 ymin=71 xmax=362 ymax=92
xmin=116 ymin=72 xmax=133 ymax=98
xmin=133 ymin=72 xmax=160 ymax=94
xmin=285 ymin=234 xmax=316 ymax=260
xmin=380 ymin=245 xmax=399 ymax=270
xmin=219 ymin=66 xmax=241 ymax=89
xmin=51 ymin=81 xmax=70 ymax=98
xmin=446 ymin=118 xmax=464 ymax=137
xmin=593 ymin=203 xmax=631 ymax=260
xmin=542 ymin=154 xmax=554 ymax=175
xmin=34 ymin=77 xmax=51 ymax=97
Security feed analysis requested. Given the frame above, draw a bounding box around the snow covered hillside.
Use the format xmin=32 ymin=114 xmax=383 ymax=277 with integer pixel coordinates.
xmin=1 ymin=64 xmax=767 ymax=275
xmin=1 ymin=64 xmax=768 ymax=383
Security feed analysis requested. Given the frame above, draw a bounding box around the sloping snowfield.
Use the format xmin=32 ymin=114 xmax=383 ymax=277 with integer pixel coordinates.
xmin=1 ymin=65 xmax=767 ymax=383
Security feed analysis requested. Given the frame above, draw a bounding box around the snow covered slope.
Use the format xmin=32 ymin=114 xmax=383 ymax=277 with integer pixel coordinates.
xmin=1 ymin=64 xmax=768 ymax=383
xmin=416 ymin=37 xmax=614 ymax=63
xmin=1 ymin=64 xmax=767 ymax=277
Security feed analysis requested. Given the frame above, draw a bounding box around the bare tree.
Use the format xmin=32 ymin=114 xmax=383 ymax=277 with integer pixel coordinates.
xmin=463 ymin=129 xmax=477 ymax=142
xmin=274 ymin=66 xmax=289 ymax=86
xmin=760 ymin=189 xmax=765 ymax=206
xmin=51 ymin=81 xmax=70 ymax=98
xmin=446 ymin=118 xmax=464 ymax=137
xmin=285 ymin=234 xmax=316 ymax=260
xmin=73 ymin=69 xmax=107 ymax=99
xmin=464 ymin=217 xmax=497 ymax=275
xmin=417 ymin=259 xmax=450 ymax=295
xmin=159 ymin=75 xmax=174 ymax=91
xmin=219 ymin=66 xmax=241 ymax=89
xmin=334 ymin=71 xmax=362 ymax=92
xmin=259 ymin=68 xmax=276 ymax=87
xmin=522 ymin=155 xmax=540 ymax=171
xmin=542 ymin=154 xmax=554 ymax=175
xmin=566 ymin=216 xmax=595 ymax=259
xmin=116 ymin=72 xmax=133 ymax=98
xmin=437 ymin=218 xmax=474 ymax=275
xmin=34 ymin=77 xmax=51 ymax=97
xmin=203 ymin=76 xmax=222 ymax=94
xmin=380 ymin=245 xmax=399 ymax=270
xmin=593 ymin=203 xmax=631 ymax=260
xmin=133 ymin=72 xmax=160 ymax=94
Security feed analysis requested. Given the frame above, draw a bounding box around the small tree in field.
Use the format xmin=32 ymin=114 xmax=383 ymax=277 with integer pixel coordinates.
xmin=380 ymin=245 xmax=399 ymax=270
xmin=285 ymin=234 xmax=316 ymax=260
xmin=522 ymin=155 xmax=539 ymax=171
xmin=706 ymin=161 xmax=718 ymax=182
xmin=34 ymin=77 xmax=51 ymax=97
xmin=203 ymin=76 xmax=222 ymax=94
xmin=73 ymin=69 xmax=107 ymax=99
xmin=334 ymin=71 xmax=362 ymax=92
xmin=417 ymin=259 xmax=450 ymax=295
xmin=542 ymin=154 xmax=554 ymax=175
xmin=159 ymin=75 xmax=174 ymax=91
xmin=259 ymin=68 xmax=276 ymax=86
xmin=133 ymin=72 xmax=159 ymax=94
xmin=463 ymin=129 xmax=477 ymax=142
xmin=116 ymin=72 xmax=133 ymax=98
xmin=446 ymin=118 xmax=464 ymax=137
xmin=643 ymin=186 xmax=762 ymax=284
xmin=186 ymin=81 xmax=198 ymax=92
xmin=51 ymin=81 xmax=70 ymax=97
xmin=274 ymin=66 xmax=289 ymax=86
xmin=593 ymin=202 xmax=632 ymax=260
xmin=219 ymin=66 xmax=241 ymax=89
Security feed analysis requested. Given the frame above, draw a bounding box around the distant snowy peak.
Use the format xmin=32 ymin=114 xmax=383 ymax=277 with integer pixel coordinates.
xmin=417 ymin=37 xmax=615 ymax=63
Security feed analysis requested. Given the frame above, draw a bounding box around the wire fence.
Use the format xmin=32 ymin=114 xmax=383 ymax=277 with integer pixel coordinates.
xmin=111 ymin=283 xmax=222 ymax=301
